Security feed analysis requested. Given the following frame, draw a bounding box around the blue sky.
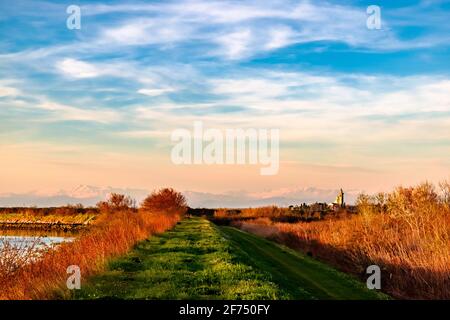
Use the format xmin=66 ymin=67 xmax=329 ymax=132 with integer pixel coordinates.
xmin=0 ymin=0 xmax=449 ymax=205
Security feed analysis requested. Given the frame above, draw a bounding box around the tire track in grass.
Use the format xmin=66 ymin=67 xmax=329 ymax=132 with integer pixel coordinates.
xmin=219 ymin=226 xmax=388 ymax=300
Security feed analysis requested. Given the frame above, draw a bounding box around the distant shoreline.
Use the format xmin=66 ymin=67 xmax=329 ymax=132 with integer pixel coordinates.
xmin=0 ymin=221 xmax=89 ymax=231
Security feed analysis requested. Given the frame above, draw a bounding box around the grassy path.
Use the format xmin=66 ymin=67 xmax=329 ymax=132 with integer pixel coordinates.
xmin=75 ymin=217 xmax=387 ymax=300
xmin=220 ymin=226 xmax=386 ymax=300
xmin=75 ymin=217 xmax=286 ymax=299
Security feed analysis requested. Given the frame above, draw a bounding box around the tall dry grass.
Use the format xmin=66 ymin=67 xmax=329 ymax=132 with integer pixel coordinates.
xmin=0 ymin=211 xmax=180 ymax=300
xmin=0 ymin=239 xmax=45 ymax=276
xmin=213 ymin=206 xmax=311 ymax=225
xmin=233 ymin=182 xmax=450 ymax=299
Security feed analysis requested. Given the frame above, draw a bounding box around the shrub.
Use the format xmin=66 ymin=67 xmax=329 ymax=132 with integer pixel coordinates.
xmin=140 ymin=188 xmax=187 ymax=215
xmin=96 ymin=193 xmax=136 ymax=214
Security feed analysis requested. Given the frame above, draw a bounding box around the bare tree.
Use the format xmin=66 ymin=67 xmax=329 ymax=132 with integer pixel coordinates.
xmin=96 ymin=193 xmax=136 ymax=213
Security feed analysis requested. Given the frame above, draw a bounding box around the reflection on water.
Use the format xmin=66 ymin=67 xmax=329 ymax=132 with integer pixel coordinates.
xmin=0 ymin=229 xmax=79 ymax=251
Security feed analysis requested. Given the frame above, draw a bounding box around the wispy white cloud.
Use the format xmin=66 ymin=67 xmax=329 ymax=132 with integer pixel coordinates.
xmin=56 ymin=58 xmax=101 ymax=78
xmin=264 ymin=26 xmax=296 ymax=50
xmin=137 ymin=88 xmax=176 ymax=96
xmin=211 ymin=78 xmax=290 ymax=98
xmin=1 ymin=89 xmax=122 ymax=124
xmin=87 ymin=0 xmax=450 ymax=56
xmin=99 ymin=18 xmax=191 ymax=46
xmin=214 ymin=29 xmax=253 ymax=60
xmin=37 ymin=101 xmax=121 ymax=123
xmin=3 ymin=0 xmax=446 ymax=66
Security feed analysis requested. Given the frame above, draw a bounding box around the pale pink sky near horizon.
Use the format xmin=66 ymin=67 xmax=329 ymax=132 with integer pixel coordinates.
xmin=1 ymin=141 xmax=448 ymax=197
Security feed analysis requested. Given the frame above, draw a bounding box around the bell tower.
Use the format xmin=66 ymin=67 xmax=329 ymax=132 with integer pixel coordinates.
xmin=335 ymin=189 xmax=345 ymax=207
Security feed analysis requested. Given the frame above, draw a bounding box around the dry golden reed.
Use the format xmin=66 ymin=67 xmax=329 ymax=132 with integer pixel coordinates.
xmin=233 ymin=182 xmax=450 ymax=299
xmin=0 ymin=211 xmax=180 ymax=300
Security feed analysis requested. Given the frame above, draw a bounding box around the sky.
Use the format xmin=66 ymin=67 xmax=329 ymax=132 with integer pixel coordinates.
xmin=0 ymin=0 xmax=449 ymax=207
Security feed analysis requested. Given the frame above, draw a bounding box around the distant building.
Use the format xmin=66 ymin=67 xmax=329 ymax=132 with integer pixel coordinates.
xmin=288 ymin=189 xmax=347 ymax=218
xmin=330 ymin=188 xmax=345 ymax=210
xmin=335 ymin=188 xmax=345 ymax=206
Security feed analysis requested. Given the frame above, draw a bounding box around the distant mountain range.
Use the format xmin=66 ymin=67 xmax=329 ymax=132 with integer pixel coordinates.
xmin=0 ymin=185 xmax=360 ymax=208
xmin=0 ymin=185 xmax=149 ymax=207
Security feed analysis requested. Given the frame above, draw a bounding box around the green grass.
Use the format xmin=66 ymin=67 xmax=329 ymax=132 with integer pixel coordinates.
xmin=75 ymin=217 xmax=287 ymax=299
xmin=219 ymin=226 xmax=388 ymax=300
xmin=75 ymin=217 xmax=388 ymax=300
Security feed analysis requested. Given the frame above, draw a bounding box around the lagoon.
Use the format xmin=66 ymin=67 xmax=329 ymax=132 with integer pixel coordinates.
xmin=0 ymin=228 xmax=78 ymax=251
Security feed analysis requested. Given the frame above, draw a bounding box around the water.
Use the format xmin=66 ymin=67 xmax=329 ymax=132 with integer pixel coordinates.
xmin=0 ymin=229 xmax=78 ymax=251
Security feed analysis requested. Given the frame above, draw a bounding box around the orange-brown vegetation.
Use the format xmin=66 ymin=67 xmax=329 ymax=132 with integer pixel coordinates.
xmin=0 ymin=190 xmax=185 ymax=300
xmin=0 ymin=205 xmax=97 ymax=216
xmin=213 ymin=206 xmax=302 ymax=224
xmin=141 ymin=188 xmax=187 ymax=215
xmin=215 ymin=206 xmax=288 ymax=218
xmin=227 ymin=182 xmax=450 ymax=299
xmin=0 ymin=205 xmax=98 ymax=225
xmin=96 ymin=193 xmax=136 ymax=214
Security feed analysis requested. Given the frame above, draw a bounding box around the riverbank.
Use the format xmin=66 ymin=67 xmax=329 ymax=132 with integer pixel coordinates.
xmin=0 ymin=212 xmax=96 ymax=231
xmin=0 ymin=221 xmax=89 ymax=231
xmin=0 ymin=211 xmax=180 ymax=299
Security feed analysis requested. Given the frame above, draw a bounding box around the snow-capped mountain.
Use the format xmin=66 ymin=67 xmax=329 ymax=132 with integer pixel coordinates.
xmin=184 ymin=187 xmax=359 ymax=208
xmin=0 ymin=185 xmax=360 ymax=208
xmin=0 ymin=185 xmax=150 ymax=207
